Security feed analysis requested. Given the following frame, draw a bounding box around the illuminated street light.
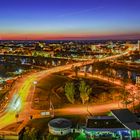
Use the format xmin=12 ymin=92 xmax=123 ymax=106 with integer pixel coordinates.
xmin=33 ymin=81 xmax=37 ymax=85
xmin=33 ymin=81 xmax=38 ymax=94
xmin=18 ymin=69 xmax=22 ymax=73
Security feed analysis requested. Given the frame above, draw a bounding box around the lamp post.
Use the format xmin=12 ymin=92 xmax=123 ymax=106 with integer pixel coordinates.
xmin=49 ymin=99 xmax=54 ymax=118
xmin=86 ymin=102 xmax=93 ymax=116
xmin=33 ymin=81 xmax=37 ymax=102
xmin=29 ymin=81 xmax=37 ymax=119
xmin=33 ymin=81 xmax=38 ymax=104
xmin=49 ymin=94 xmax=54 ymax=118
xmin=33 ymin=81 xmax=37 ymax=87
xmin=33 ymin=80 xmax=37 ymax=94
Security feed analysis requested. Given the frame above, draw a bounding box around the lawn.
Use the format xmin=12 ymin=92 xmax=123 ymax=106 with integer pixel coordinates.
xmin=32 ymin=73 xmax=69 ymax=110
xmin=32 ymin=71 xmax=122 ymax=110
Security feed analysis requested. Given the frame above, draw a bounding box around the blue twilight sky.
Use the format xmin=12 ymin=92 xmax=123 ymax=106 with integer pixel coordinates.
xmin=0 ymin=0 xmax=140 ymax=39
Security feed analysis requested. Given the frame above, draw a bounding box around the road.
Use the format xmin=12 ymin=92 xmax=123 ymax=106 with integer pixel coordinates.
xmin=54 ymin=72 xmax=139 ymax=116
xmin=0 ymin=49 xmax=135 ymax=134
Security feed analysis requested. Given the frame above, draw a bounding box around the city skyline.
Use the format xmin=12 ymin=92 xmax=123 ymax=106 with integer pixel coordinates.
xmin=0 ymin=0 xmax=140 ymax=40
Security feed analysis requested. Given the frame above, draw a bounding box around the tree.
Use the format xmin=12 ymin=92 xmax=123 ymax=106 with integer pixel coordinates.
xmin=71 ymin=65 xmax=80 ymax=77
xmin=136 ymin=89 xmax=140 ymax=105
xmin=29 ymin=128 xmax=38 ymax=140
xmin=46 ymin=133 xmax=59 ymax=140
xmin=79 ymin=80 xmax=92 ymax=104
xmin=119 ymin=85 xmax=131 ymax=108
xmin=23 ymin=127 xmax=31 ymax=140
xmin=129 ymin=87 xmax=139 ymax=112
xmin=53 ymin=137 xmax=59 ymax=140
xmin=65 ymin=82 xmax=75 ymax=104
xmin=46 ymin=133 xmax=53 ymax=140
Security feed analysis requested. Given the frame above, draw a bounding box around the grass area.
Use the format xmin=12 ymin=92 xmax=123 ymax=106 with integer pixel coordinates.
xmin=26 ymin=117 xmax=51 ymax=132
xmin=55 ymin=72 xmax=122 ymax=104
xmin=32 ymin=71 xmax=123 ymax=110
xmin=32 ymin=73 xmax=69 ymax=110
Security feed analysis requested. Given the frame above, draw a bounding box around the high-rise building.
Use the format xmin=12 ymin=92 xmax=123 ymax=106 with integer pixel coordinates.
xmin=136 ymin=74 xmax=140 ymax=86
xmin=138 ymin=40 xmax=140 ymax=51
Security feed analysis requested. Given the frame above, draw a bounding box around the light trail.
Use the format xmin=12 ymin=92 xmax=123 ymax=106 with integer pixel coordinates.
xmin=0 ymin=48 xmax=135 ymax=134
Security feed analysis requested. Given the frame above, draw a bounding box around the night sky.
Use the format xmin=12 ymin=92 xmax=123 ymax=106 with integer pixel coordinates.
xmin=0 ymin=0 xmax=140 ymax=40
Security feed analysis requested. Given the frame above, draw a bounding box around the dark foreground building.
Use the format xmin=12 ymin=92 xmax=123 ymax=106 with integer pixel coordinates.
xmin=84 ymin=109 xmax=140 ymax=140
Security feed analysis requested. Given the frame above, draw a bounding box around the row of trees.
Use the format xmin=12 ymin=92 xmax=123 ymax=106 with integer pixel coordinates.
xmin=69 ymin=63 xmax=140 ymax=110
xmin=64 ymin=80 xmax=92 ymax=104
xmin=21 ymin=127 xmax=39 ymax=140
xmin=119 ymin=80 xmax=140 ymax=112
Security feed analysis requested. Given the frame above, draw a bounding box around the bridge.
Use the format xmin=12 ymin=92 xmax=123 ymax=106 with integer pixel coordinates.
xmin=0 ymin=51 xmax=125 ymax=67
xmin=0 ymin=54 xmax=80 ymax=67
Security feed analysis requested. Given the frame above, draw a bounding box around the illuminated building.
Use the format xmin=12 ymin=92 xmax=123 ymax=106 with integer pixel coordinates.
xmin=136 ymin=74 xmax=140 ymax=86
xmin=48 ymin=118 xmax=72 ymax=136
xmin=84 ymin=109 xmax=140 ymax=140
xmin=138 ymin=40 xmax=140 ymax=51
xmin=85 ymin=116 xmax=130 ymax=139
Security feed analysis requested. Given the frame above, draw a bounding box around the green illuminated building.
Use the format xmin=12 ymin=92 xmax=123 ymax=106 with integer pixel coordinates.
xmin=84 ymin=109 xmax=140 ymax=140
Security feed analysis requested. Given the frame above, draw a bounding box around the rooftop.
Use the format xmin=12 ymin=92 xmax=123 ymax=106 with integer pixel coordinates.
xmin=48 ymin=118 xmax=72 ymax=129
xmin=111 ymin=109 xmax=140 ymax=130
xmin=86 ymin=116 xmax=125 ymax=129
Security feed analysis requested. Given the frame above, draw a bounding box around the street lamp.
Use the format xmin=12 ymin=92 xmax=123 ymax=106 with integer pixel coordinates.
xmin=49 ymin=99 xmax=54 ymax=118
xmin=33 ymin=81 xmax=37 ymax=93
xmin=33 ymin=81 xmax=37 ymax=85
xmin=28 ymin=81 xmax=38 ymax=119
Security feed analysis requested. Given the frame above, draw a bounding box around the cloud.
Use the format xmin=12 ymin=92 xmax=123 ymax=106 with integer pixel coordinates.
xmin=58 ymin=6 xmax=104 ymax=17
